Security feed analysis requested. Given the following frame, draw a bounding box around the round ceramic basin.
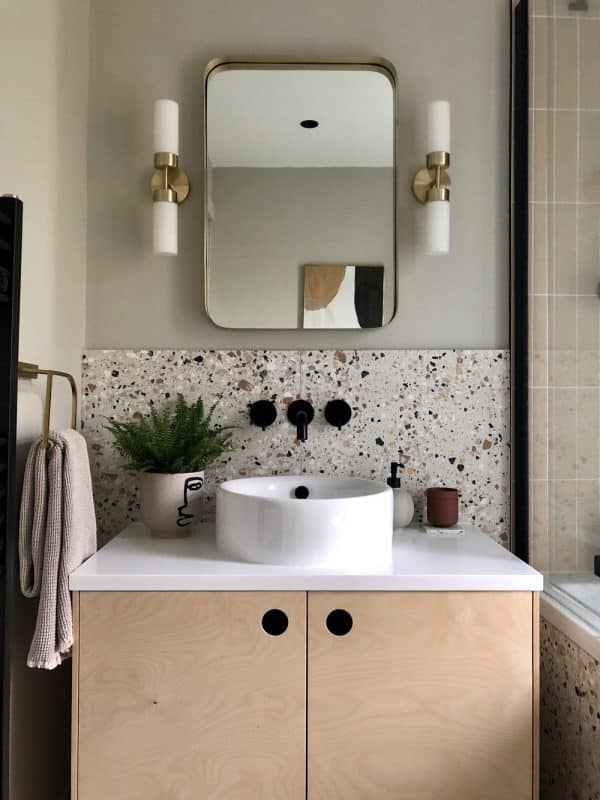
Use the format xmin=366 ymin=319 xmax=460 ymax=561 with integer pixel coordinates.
xmin=216 ymin=475 xmax=393 ymax=570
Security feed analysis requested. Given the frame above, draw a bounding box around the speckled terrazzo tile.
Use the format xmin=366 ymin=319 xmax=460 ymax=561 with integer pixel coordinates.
xmin=82 ymin=348 xmax=510 ymax=546
xmin=456 ymin=350 xmax=510 ymax=389
xmin=82 ymin=350 xmax=302 ymax=544
xmin=540 ymin=620 xmax=584 ymax=799
xmin=300 ymin=350 xmax=510 ymax=544
xmin=579 ymin=648 xmax=600 ymax=800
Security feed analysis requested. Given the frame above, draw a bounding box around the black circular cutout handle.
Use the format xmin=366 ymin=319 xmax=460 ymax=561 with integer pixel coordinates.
xmin=261 ymin=609 xmax=289 ymax=636
xmin=326 ymin=609 xmax=353 ymax=636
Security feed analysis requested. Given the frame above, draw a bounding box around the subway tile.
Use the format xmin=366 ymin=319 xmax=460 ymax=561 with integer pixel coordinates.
xmin=576 ymin=388 xmax=600 ymax=478
xmin=531 ymin=294 xmax=550 ymax=386
xmin=530 ymin=19 xmax=535 ymax=106
xmin=555 ymin=19 xmax=578 ymax=109
xmin=550 ymin=479 xmax=578 ymax=568
xmin=580 ymin=20 xmax=600 ymax=109
xmin=577 ymin=204 xmax=600 ymax=295
xmin=532 ymin=0 xmax=556 ymax=15
xmin=531 ymin=388 xmax=550 ymax=478
xmin=532 ymin=203 xmax=550 ymax=294
xmin=550 ymin=388 xmax=578 ymax=478
xmin=555 ymin=111 xmax=578 ymax=202
xmin=579 ymin=111 xmax=600 ymax=202
xmin=549 ymin=295 xmax=577 ymax=385
xmin=532 ymin=110 xmax=553 ymax=202
xmin=576 ymin=480 xmax=600 ymax=568
xmin=576 ymin=295 xmax=600 ymax=385
xmin=530 ymin=480 xmax=550 ymax=572
xmin=528 ymin=203 xmax=534 ymax=295
xmin=529 ymin=111 xmax=534 ymax=198
xmin=533 ymin=17 xmax=553 ymax=108
xmin=553 ymin=203 xmax=578 ymax=293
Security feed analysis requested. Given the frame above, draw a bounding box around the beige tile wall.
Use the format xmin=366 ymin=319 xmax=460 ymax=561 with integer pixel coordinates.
xmin=529 ymin=1 xmax=600 ymax=573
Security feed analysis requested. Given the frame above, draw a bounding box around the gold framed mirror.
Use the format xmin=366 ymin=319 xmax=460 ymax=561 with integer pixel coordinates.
xmin=204 ymin=57 xmax=397 ymax=330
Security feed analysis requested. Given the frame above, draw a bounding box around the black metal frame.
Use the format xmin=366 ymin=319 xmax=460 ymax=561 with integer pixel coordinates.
xmin=0 ymin=195 xmax=23 ymax=798
xmin=511 ymin=0 xmax=530 ymax=561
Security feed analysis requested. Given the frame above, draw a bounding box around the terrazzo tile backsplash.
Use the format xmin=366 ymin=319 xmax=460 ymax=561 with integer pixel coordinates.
xmin=81 ymin=349 xmax=510 ymax=547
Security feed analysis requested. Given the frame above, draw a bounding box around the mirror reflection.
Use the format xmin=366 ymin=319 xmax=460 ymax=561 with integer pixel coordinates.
xmin=205 ymin=63 xmax=396 ymax=329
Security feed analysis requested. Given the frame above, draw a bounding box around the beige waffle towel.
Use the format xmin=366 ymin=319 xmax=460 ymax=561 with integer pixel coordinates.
xmin=19 ymin=429 xmax=97 ymax=669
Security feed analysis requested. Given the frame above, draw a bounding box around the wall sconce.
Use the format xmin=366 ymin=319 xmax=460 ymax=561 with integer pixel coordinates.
xmin=151 ymin=99 xmax=190 ymax=256
xmin=412 ymin=100 xmax=451 ymax=255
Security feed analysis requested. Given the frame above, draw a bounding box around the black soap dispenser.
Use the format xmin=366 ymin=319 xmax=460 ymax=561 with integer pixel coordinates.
xmin=387 ymin=462 xmax=414 ymax=529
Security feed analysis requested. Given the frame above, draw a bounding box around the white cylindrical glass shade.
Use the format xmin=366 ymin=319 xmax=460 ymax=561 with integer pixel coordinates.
xmin=153 ymin=201 xmax=178 ymax=255
xmin=425 ymin=200 xmax=450 ymax=255
xmin=426 ymin=100 xmax=451 ymax=154
xmin=154 ymin=99 xmax=179 ymax=154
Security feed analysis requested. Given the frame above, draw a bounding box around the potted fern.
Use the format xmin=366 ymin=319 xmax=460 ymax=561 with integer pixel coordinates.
xmin=106 ymin=394 xmax=233 ymax=538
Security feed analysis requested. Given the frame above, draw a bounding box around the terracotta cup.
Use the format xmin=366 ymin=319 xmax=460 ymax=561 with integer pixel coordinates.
xmin=425 ymin=487 xmax=459 ymax=527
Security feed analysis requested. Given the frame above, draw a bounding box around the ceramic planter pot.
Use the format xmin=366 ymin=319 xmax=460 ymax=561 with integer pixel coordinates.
xmin=138 ymin=471 xmax=205 ymax=538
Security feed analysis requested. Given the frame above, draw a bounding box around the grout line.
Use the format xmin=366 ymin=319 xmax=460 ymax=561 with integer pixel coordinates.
xmin=530 ymin=200 xmax=600 ymax=205
xmin=532 ymin=14 xmax=600 ymax=19
xmin=531 ymin=107 xmax=600 ymax=111
xmin=529 ymin=291 xmax=598 ymax=296
xmin=531 ymin=384 xmax=600 ymax=389
xmin=530 ymin=477 xmax=599 ymax=482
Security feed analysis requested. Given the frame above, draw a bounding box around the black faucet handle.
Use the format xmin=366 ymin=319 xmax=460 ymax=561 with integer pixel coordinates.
xmin=287 ymin=400 xmax=314 ymax=442
xmin=324 ymin=399 xmax=352 ymax=431
xmin=249 ymin=400 xmax=277 ymax=431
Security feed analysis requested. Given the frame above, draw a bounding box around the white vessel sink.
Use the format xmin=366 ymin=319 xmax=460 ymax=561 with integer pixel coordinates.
xmin=216 ymin=475 xmax=393 ymax=570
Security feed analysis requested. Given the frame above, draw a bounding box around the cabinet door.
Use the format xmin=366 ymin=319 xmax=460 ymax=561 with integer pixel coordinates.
xmin=307 ymin=591 xmax=534 ymax=800
xmin=76 ymin=591 xmax=306 ymax=800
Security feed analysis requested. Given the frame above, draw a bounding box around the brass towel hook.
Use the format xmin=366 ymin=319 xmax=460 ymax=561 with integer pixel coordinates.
xmin=17 ymin=362 xmax=78 ymax=448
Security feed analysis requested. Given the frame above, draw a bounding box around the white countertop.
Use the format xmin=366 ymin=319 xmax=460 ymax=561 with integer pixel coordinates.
xmin=70 ymin=523 xmax=543 ymax=592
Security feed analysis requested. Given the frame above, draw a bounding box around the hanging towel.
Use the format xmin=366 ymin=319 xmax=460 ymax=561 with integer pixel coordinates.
xmin=19 ymin=429 xmax=97 ymax=669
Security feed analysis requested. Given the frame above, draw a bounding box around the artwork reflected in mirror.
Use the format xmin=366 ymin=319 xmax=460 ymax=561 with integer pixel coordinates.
xmin=303 ymin=265 xmax=384 ymax=329
xmin=205 ymin=60 xmax=396 ymax=330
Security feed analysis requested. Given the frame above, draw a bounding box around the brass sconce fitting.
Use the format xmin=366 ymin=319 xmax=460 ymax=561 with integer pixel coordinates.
xmin=412 ymin=151 xmax=451 ymax=205
xmin=151 ymin=152 xmax=190 ymax=205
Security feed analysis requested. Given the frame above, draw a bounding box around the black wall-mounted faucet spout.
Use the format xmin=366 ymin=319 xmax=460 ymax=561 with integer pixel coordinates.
xmin=287 ymin=400 xmax=314 ymax=442
xmin=296 ymin=410 xmax=309 ymax=442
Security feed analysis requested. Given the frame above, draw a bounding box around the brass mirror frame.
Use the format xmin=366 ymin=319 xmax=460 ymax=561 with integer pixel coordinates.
xmin=203 ymin=56 xmax=399 ymax=331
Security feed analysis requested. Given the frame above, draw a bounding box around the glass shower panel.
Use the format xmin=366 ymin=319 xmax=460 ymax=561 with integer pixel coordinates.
xmin=528 ymin=0 xmax=600 ymax=620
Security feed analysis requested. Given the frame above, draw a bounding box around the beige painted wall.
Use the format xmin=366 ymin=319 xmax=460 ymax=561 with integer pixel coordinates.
xmin=86 ymin=0 xmax=510 ymax=350
xmin=1 ymin=1 xmax=89 ymax=798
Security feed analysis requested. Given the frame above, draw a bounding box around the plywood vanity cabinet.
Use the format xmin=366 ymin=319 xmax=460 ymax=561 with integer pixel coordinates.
xmin=73 ymin=591 xmax=307 ymax=800
xmin=72 ymin=580 xmax=540 ymax=799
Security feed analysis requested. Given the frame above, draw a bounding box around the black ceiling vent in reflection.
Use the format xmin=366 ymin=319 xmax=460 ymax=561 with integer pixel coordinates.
xmin=300 ymin=119 xmax=319 ymax=129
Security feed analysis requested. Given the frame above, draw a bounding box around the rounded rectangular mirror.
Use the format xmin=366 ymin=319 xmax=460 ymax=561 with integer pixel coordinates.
xmin=204 ymin=59 xmax=397 ymax=330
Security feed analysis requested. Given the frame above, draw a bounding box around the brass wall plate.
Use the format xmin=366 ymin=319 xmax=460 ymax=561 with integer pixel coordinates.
xmin=151 ymin=167 xmax=190 ymax=204
xmin=412 ymin=168 xmax=451 ymax=205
